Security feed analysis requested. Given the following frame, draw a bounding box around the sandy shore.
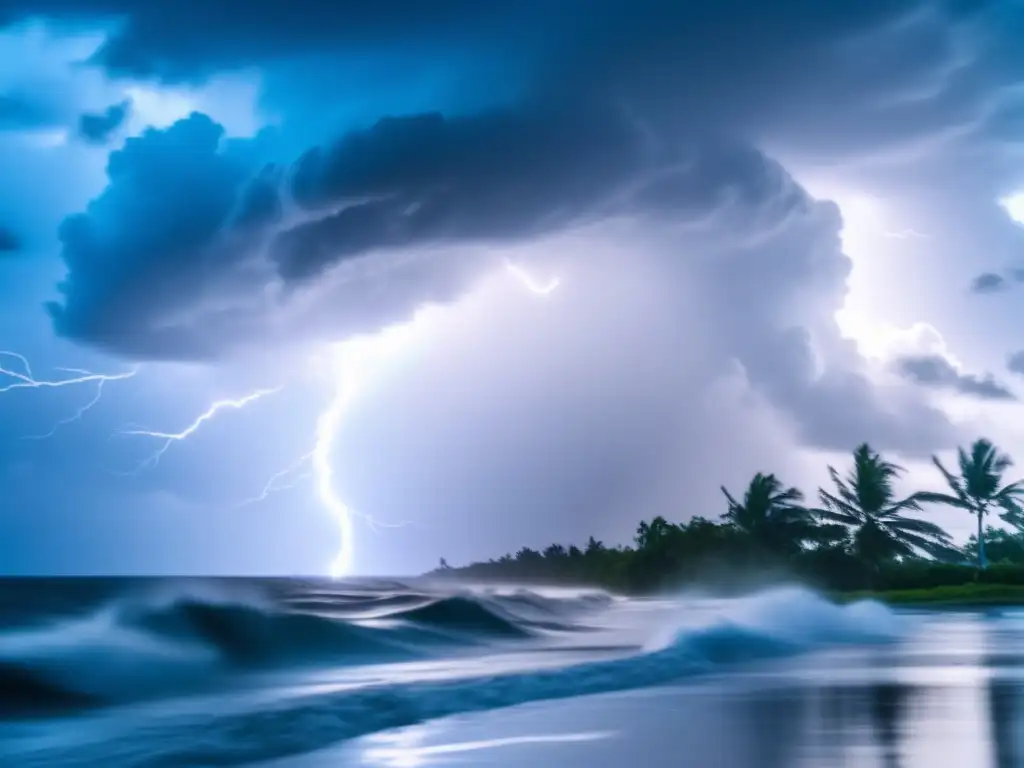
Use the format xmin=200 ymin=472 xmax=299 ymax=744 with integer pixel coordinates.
xmin=260 ymin=663 xmax=1006 ymax=768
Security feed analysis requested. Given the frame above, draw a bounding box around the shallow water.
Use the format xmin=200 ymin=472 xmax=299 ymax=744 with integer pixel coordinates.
xmin=0 ymin=578 xmax=1020 ymax=766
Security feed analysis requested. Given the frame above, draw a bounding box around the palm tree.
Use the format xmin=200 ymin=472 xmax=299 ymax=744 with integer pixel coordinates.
xmin=817 ymin=443 xmax=953 ymax=567
xmin=915 ymin=439 xmax=1024 ymax=569
xmin=721 ymin=473 xmax=816 ymax=558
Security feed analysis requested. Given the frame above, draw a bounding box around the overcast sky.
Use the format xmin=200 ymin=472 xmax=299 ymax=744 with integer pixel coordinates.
xmin=2 ymin=0 xmax=1024 ymax=576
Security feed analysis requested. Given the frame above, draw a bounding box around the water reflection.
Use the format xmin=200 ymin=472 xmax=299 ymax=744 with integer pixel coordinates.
xmin=738 ymin=688 xmax=805 ymax=768
xmin=345 ymin=612 xmax=1024 ymax=768
xmin=360 ymin=723 xmax=615 ymax=767
xmin=989 ymin=678 xmax=1018 ymax=768
xmin=869 ymin=682 xmax=910 ymax=767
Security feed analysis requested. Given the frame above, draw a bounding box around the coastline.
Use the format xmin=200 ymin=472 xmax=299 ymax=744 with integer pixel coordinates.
xmin=429 ymin=571 xmax=1024 ymax=608
xmin=837 ymin=582 xmax=1024 ymax=607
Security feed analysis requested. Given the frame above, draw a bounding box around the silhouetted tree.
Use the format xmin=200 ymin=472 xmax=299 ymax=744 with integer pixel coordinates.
xmin=817 ymin=444 xmax=953 ymax=570
xmin=585 ymin=537 xmax=606 ymax=556
xmin=964 ymin=526 xmax=1024 ymax=565
xmin=917 ymin=439 xmax=1024 ymax=569
xmin=722 ymin=472 xmax=816 ymax=558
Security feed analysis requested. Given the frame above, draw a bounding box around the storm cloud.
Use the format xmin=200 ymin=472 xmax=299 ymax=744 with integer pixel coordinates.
xmin=78 ymin=99 xmax=130 ymax=144
xmin=46 ymin=0 xmax=1019 ymax=359
xmin=895 ymin=353 xmax=1017 ymax=401
xmin=0 ymin=1 xmax=931 ymax=84
xmin=34 ymin=0 xmax=1009 ymax=461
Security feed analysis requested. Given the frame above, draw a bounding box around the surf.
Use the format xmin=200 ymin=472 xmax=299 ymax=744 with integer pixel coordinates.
xmin=0 ymin=585 xmax=908 ymax=767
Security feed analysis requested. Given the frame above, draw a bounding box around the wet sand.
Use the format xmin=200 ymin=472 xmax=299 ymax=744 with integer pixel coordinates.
xmin=269 ymin=641 xmax=1024 ymax=767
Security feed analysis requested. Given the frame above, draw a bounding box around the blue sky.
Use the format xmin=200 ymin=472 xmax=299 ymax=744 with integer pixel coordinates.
xmin=3 ymin=0 xmax=1024 ymax=575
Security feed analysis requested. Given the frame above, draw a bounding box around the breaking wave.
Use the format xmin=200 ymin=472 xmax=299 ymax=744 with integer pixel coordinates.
xmin=0 ymin=584 xmax=907 ymax=766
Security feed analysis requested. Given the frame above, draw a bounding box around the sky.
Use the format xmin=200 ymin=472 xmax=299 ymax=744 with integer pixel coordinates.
xmin=3 ymin=1 xmax=1024 ymax=576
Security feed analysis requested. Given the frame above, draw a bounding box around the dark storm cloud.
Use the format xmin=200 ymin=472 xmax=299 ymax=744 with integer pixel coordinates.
xmin=970 ymin=272 xmax=1009 ymax=293
xmin=33 ymin=0 xmax=1017 ymax=463
xmin=46 ymin=0 xmax=1021 ymax=360
xmin=49 ymin=113 xmax=284 ymax=359
xmin=46 ymin=105 xmax=797 ymax=357
xmin=0 ymin=1 xmax=929 ymax=83
xmin=0 ymin=0 xmax=555 ymax=82
xmin=77 ymin=99 xmax=130 ymax=144
xmin=0 ymin=226 xmax=19 ymax=253
xmin=45 ymin=103 xmax=959 ymax=453
xmin=1009 ymin=351 xmax=1024 ymax=376
xmin=277 ymin=108 xmax=787 ymax=281
xmin=895 ymin=353 xmax=1017 ymax=401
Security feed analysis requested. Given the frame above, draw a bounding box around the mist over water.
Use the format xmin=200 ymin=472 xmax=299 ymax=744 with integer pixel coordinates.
xmin=0 ymin=579 xmax=1018 ymax=766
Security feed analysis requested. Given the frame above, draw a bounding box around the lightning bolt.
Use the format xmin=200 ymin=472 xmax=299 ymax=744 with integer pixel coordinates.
xmin=1 ymin=257 xmax=561 ymax=577
xmin=117 ymin=389 xmax=279 ymax=471
xmin=0 ymin=351 xmax=138 ymax=437
xmin=234 ymin=451 xmax=314 ymax=508
xmin=504 ymin=258 xmax=560 ymax=295
xmin=313 ymin=324 xmax=424 ymax=577
xmin=242 ymin=260 xmax=561 ymax=577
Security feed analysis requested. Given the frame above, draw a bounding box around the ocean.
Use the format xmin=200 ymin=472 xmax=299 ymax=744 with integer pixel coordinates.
xmin=0 ymin=578 xmax=1019 ymax=766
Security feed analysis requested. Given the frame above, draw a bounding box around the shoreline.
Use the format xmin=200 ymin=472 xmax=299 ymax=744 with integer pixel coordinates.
xmin=837 ymin=583 xmax=1024 ymax=607
xmin=430 ymin=571 xmax=1024 ymax=608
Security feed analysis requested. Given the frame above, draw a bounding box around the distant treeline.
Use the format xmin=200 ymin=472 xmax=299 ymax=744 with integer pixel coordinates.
xmin=432 ymin=439 xmax=1024 ymax=594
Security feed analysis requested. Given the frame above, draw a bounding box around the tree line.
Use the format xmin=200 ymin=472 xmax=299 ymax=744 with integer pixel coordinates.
xmin=435 ymin=438 xmax=1024 ymax=593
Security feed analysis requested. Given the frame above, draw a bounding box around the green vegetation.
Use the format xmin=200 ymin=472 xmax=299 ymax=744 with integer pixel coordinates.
xmin=434 ymin=439 xmax=1024 ymax=598
xmin=915 ymin=439 xmax=1024 ymax=569
xmin=840 ymin=583 xmax=1024 ymax=607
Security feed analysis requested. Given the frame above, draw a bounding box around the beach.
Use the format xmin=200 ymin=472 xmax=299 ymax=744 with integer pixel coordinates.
xmin=1 ymin=579 xmax=1020 ymax=766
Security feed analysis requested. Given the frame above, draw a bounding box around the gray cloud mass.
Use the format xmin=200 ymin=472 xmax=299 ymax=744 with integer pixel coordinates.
xmin=78 ymin=99 xmax=131 ymax=144
xmin=970 ymin=272 xmax=1009 ymax=293
xmin=36 ymin=0 xmax=1006 ymax=463
xmin=895 ymin=353 xmax=1017 ymax=400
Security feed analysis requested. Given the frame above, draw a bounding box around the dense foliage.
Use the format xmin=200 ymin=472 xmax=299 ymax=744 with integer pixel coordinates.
xmin=434 ymin=439 xmax=1024 ymax=594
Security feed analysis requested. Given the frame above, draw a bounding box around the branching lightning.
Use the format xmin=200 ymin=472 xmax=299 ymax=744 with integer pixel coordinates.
xmin=1 ymin=261 xmax=561 ymax=579
xmin=0 ymin=351 xmax=138 ymax=438
xmin=234 ymin=451 xmax=314 ymax=508
xmin=117 ymin=388 xmax=279 ymax=471
xmin=307 ymin=324 xmax=420 ymax=577
xmin=243 ymin=259 xmax=562 ymax=577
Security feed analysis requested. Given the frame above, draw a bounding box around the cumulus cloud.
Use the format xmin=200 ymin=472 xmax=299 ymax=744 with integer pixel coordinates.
xmin=40 ymin=0 xmax=1024 ymax=353
xmin=894 ymin=353 xmax=1017 ymax=401
xmin=77 ymin=99 xmax=130 ymax=143
xmin=46 ymin=107 xmax=791 ymax=357
xmin=46 ymin=105 xmax=957 ymax=454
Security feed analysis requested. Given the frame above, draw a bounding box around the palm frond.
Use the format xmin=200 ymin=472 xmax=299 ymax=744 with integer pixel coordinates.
xmin=884 ymin=516 xmax=953 ymax=541
xmin=912 ymin=490 xmax=972 ymax=511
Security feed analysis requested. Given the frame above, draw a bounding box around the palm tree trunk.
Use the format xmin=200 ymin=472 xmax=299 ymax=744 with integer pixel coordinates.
xmin=978 ymin=510 xmax=987 ymax=570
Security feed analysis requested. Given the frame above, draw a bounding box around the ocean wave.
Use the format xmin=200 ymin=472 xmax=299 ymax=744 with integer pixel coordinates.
xmin=0 ymin=583 xmax=589 ymax=717
xmin=6 ymin=586 xmax=907 ymax=767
